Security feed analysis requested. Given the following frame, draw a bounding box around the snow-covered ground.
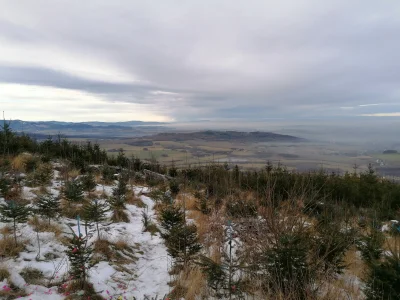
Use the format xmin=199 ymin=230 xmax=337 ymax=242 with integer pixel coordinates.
xmin=0 ymin=176 xmax=171 ymax=299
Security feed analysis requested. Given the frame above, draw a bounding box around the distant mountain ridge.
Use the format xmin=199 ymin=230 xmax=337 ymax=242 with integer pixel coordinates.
xmin=8 ymin=120 xmax=166 ymax=130
xmin=7 ymin=120 xmax=168 ymax=139
xmin=139 ymin=130 xmax=305 ymax=142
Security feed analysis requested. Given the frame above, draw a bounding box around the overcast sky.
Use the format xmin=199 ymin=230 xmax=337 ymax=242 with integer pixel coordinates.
xmin=0 ymin=0 xmax=399 ymax=122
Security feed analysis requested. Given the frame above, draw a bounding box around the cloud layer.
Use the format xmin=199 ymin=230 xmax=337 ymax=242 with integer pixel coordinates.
xmin=0 ymin=0 xmax=399 ymax=122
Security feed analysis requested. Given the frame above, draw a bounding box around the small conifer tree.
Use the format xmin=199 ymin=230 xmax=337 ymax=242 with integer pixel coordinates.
xmin=165 ymin=223 xmax=202 ymax=266
xmin=64 ymin=180 xmax=84 ymax=202
xmin=112 ymin=175 xmax=128 ymax=201
xmin=82 ymin=199 xmax=108 ymax=239
xmin=0 ymin=200 xmax=31 ymax=245
xmin=107 ymin=194 xmax=129 ymax=223
xmin=160 ymin=205 xmax=185 ymax=237
xmin=36 ymin=194 xmax=61 ymax=225
xmin=66 ymin=230 xmax=92 ymax=290
xmin=169 ymin=180 xmax=180 ymax=196
xmin=81 ymin=172 xmax=97 ymax=196
xmin=364 ymin=248 xmax=400 ymax=300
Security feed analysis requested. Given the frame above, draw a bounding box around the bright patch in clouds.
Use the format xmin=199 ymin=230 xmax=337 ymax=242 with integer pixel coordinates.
xmin=361 ymin=112 xmax=400 ymax=117
xmin=0 ymin=84 xmax=172 ymax=122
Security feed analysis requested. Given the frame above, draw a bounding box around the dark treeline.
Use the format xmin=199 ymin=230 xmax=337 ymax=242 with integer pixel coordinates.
xmin=0 ymin=120 xmax=164 ymax=173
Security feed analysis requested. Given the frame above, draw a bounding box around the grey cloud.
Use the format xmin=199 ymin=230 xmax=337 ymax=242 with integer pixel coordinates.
xmin=0 ymin=0 xmax=400 ymax=121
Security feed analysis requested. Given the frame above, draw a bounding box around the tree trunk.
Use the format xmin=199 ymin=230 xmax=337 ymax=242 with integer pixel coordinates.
xmin=96 ymin=222 xmax=100 ymax=239
xmin=36 ymin=229 xmax=41 ymax=259
xmin=13 ymin=218 xmax=17 ymax=246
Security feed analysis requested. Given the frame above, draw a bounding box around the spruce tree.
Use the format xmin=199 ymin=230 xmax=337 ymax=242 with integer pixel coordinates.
xmin=365 ymin=251 xmax=400 ymax=300
xmin=81 ymin=172 xmax=97 ymax=196
xmin=262 ymin=233 xmax=311 ymax=300
xmin=64 ymin=180 xmax=84 ymax=202
xmin=82 ymin=199 xmax=108 ymax=239
xmin=66 ymin=230 xmax=92 ymax=290
xmin=0 ymin=200 xmax=31 ymax=245
xmin=36 ymin=194 xmax=61 ymax=225
xmin=165 ymin=223 xmax=202 ymax=266
xmin=160 ymin=205 xmax=185 ymax=237
xmin=112 ymin=175 xmax=128 ymax=201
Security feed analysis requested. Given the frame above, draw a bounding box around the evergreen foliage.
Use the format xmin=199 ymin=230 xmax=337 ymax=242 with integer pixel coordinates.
xmin=81 ymin=172 xmax=97 ymax=194
xmin=169 ymin=180 xmax=180 ymax=196
xmin=28 ymin=163 xmax=54 ymax=186
xmin=165 ymin=223 xmax=202 ymax=265
xmin=0 ymin=200 xmax=31 ymax=245
xmin=358 ymin=228 xmax=385 ymax=263
xmin=226 ymin=199 xmax=257 ymax=218
xmin=66 ymin=230 xmax=93 ymax=289
xmin=262 ymin=233 xmax=312 ymax=300
xmin=365 ymin=250 xmax=400 ymax=300
xmin=0 ymin=177 xmax=10 ymax=198
xmin=112 ymin=175 xmax=128 ymax=201
xmin=82 ymin=200 xmax=109 ymax=239
xmin=101 ymin=165 xmax=115 ymax=183
xmin=160 ymin=205 xmax=185 ymax=235
xmin=36 ymin=194 xmax=61 ymax=225
xmin=64 ymin=180 xmax=84 ymax=202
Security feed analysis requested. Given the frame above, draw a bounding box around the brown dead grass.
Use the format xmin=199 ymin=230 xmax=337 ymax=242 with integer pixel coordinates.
xmin=61 ymin=199 xmax=85 ymax=219
xmin=384 ymin=234 xmax=400 ymax=252
xmin=0 ymin=226 xmax=13 ymax=236
xmin=176 ymin=192 xmax=198 ymax=211
xmin=0 ymin=266 xmax=10 ymax=281
xmin=187 ymin=210 xmax=209 ymax=243
xmin=93 ymin=238 xmax=137 ymax=267
xmin=343 ymin=246 xmax=365 ymax=280
xmin=63 ymin=280 xmax=103 ymax=300
xmin=0 ymin=236 xmax=26 ymax=257
xmin=11 ymin=153 xmax=32 ymax=172
xmin=93 ymin=239 xmax=114 ymax=261
xmin=171 ymin=266 xmax=206 ymax=300
xmin=0 ymin=288 xmax=28 ymax=299
xmin=67 ymin=168 xmax=81 ymax=179
xmin=28 ymin=216 xmax=62 ymax=236
xmin=324 ymin=273 xmax=364 ymax=300
xmin=125 ymin=191 xmax=146 ymax=207
xmin=111 ymin=209 xmax=130 ymax=223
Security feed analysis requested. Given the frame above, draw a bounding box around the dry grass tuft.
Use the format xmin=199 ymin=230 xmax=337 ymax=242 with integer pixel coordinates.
xmin=114 ymin=239 xmax=130 ymax=251
xmin=93 ymin=239 xmax=114 ymax=261
xmin=0 ymin=226 xmax=13 ymax=236
xmin=181 ymin=267 xmax=206 ymax=300
xmin=187 ymin=210 xmax=209 ymax=243
xmin=93 ymin=238 xmax=137 ymax=267
xmin=28 ymin=216 xmax=62 ymax=236
xmin=67 ymin=168 xmax=81 ymax=179
xmin=176 ymin=192 xmax=198 ymax=211
xmin=62 ymin=280 xmax=103 ymax=300
xmin=20 ymin=267 xmax=44 ymax=285
xmin=0 ymin=266 xmax=10 ymax=281
xmin=111 ymin=209 xmax=130 ymax=223
xmin=343 ymin=246 xmax=365 ymax=280
xmin=61 ymin=199 xmax=85 ymax=219
xmin=0 ymin=286 xmax=28 ymax=299
xmin=125 ymin=191 xmax=146 ymax=208
xmin=12 ymin=154 xmax=28 ymax=172
xmin=0 ymin=236 xmax=26 ymax=257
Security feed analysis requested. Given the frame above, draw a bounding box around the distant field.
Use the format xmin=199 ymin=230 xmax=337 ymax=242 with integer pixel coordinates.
xmin=374 ymin=153 xmax=400 ymax=163
xmin=76 ymin=136 xmax=386 ymax=174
